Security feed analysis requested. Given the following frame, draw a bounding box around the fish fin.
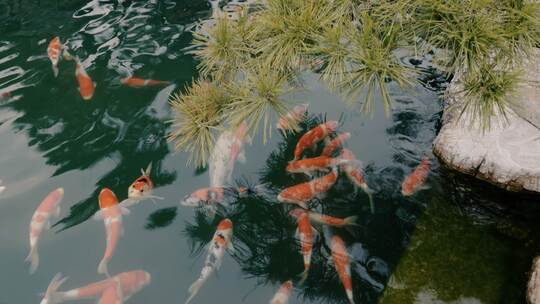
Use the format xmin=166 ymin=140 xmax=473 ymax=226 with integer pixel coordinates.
xmin=41 ymin=273 xmax=68 ymax=304
xmin=46 ymin=220 xmax=52 ymax=230
xmin=120 ymin=206 xmax=131 ymax=216
xmin=418 ymin=184 xmax=431 ymax=191
xmin=294 ymin=227 xmax=300 ymax=240
xmin=361 ymin=184 xmax=375 ymax=214
xmin=97 ymin=259 xmax=110 ymax=277
xmin=237 ymin=150 xmax=246 ymax=163
xmin=185 ymin=278 xmax=205 ymax=304
xmin=93 ymin=82 xmax=97 ymax=88
xmin=62 ymin=49 xmax=73 ymax=61
xmin=92 ymin=210 xmax=104 ymax=220
xmin=52 ymin=65 xmax=59 ymax=78
xmin=228 ymin=241 xmax=235 ymax=253
xmin=25 ymin=246 xmax=39 ymax=274
xmin=344 ymin=215 xmax=359 ymax=226
xmin=144 ymin=162 xmax=152 ymax=176
xmin=119 ymin=198 xmax=136 ymax=208
xmin=55 ymin=205 xmax=61 ymax=217
xmin=299 ymin=201 xmax=309 ymax=209
xmin=297 ymin=268 xmax=309 ymax=285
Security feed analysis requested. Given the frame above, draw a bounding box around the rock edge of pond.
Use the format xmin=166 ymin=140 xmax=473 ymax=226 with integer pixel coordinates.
xmin=433 ymin=48 xmax=540 ymax=194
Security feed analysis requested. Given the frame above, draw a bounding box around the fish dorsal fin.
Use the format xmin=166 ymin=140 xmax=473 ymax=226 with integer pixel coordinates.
xmin=228 ymin=241 xmax=235 ymax=253
xmin=92 ymin=210 xmax=104 ymax=221
xmin=144 ymin=162 xmax=152 ymax=176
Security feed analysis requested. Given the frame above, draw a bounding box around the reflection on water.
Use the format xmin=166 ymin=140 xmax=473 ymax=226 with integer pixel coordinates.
xmin=1 ymin=1 xmax=539 ymax=304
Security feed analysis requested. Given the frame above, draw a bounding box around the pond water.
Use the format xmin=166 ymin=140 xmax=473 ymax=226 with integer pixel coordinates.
xmin=1 ymin=1 xmax=539 ymax=304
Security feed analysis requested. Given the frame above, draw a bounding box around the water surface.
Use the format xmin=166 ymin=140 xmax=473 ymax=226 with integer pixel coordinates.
xmin=1 ymin=1 xmax=539 ymax=303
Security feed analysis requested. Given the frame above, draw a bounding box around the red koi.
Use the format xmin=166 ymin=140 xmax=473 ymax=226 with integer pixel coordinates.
xmin=401 ymin=157 xmax=431 ymax=196
xmin=293 ymin=120 xmax=338 ymax=161
xmin=277 ymin=168 xmax=338 ymax=209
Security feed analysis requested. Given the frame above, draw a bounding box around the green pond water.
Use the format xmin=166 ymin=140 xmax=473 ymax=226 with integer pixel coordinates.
xmin=1 ymin=1 xmax=540 ymax=303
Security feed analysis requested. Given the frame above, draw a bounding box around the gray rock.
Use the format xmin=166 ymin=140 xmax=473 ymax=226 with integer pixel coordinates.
xmin=433 ymin=50 xmax=540 ymax=193
xmin=528 ymin=256 xmax=540 ymax=304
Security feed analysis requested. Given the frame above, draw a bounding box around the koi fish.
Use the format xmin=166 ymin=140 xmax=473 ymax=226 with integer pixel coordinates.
xmin=128 ymin=163 xmax=153 ymax=199
xmin=93 ymin=188 xmax=129 ymax=276
xmin=290 ymin=209 xmax=316 ymax=283
xmin=276 ymin=104 xmax=308 ymax=132
xmin=75 ymin=59 xmax=96 ymax=100
xmin=185 ymin=219 xmax=234 ymax=304
xmin=209 ymin=123 xmax=249 ymax=187
xmin=286 ymin=156 xmax=349 ymax=175
xmin=277 ymin=167 xmax=338 ymax=209
xmin=290 ymin=209 xmax=357 ymax=228
xmin=230 ymin=122 xmax=249 ymax=166
xmin=321 ymin=132 xmax=351 ymax=157
xmin=123 ymin=163 xmax=163 ymax=207
xmin=47 ymin=37 xmax=63 ymax=77
xmin=331 ymin=235 xmax=355 ymax=304
xmin=98 ymin=281 xmax=123 ymax=304
xmin=270 ymin=280 xmax=293 ymax=304
xmin=180 ymin=186 xmax=248 ymax=208
xmin=401 ymin=157 xmax=431 ymax=196
xmin=340 ymin=149 xmax=375 ymax=213
xmin=26 ymin=188 xmax=64 ymax=274
xmin=40 ymin=270 xmax=151 ymax=304
xmin=293 ymin=120 xmax=338 ymax=161
xmin=120 ymin=77 xmax=170 ymax=88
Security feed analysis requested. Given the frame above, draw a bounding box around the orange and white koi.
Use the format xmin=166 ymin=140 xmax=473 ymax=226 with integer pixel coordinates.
xmin=93 ymin=188 xmax=129 ymax=276
xmin=293 ymin=120 xmax=338 ymax=161
xmin=270 ymin=280 xmax=293 ymax=304
xmin=340 ymin=149 xmax=375 ymax=213
xmin=290 ymin=209 xmax=358 ymax=228
xmin=75 ymin=59 xmax=96 ymax=100
xmin=321 ymin=132 xmax=351 ymax=157
xmin=230 ymin=122 xmax=249 ymax=166
xmin=47 ymin=37 xmax=63 ymax=77
xmin=98 ymin=281 xmax=123 ymax=304
xmin=185 ymin=219 xmax=234 ymax=304
xmin=26 ymin=188 xmax=64 ymax=274
xmin=276 ymin=104 xmax=308 ymax=132
xmin=277 ymin=167 xmax=338 ymax=209
xmin=40 ymin=270 xmax=151 ymax=304
xmin=290 ymin=209 xmax=316 ymax=283
xmin=331 ymin=235 xmax=355 ymax=304
xmin=209 ymin=123 xmax=250 ymax=187
xmin=120 ymin=77 xmax=170 ymax=88
xmin=401 ymin=157 xmax=431 ymax=196
xmin=124 ymin=163 xmax=163 ymax=207
xmin=286 ymin=156 xmax=349 ymax=175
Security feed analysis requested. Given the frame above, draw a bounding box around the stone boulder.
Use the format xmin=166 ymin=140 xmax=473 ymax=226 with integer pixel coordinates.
xmin=433 ymin=50 xmax=540 ymax=193
xmin=529 ymin=257 xmax=540 ymax=304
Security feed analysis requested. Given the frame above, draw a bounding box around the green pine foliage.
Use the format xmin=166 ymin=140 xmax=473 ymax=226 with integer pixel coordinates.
xmin=169 ymin=0 xmax=540 ymax=165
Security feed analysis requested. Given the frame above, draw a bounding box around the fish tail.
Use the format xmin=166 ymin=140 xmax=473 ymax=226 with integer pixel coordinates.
xmin=52 ymin=64 xmax=59 ymax=77
xmin=185 ymin=278 xmax=205 ymax=304
xmin=62 ymin=49 xmax=73 ymax=61
xmin=41 ymin=273 xmax=68 ymax=304
xmin=25 ymin=246 xmax=39 ymax=274
xmin=346 ymin=289 xmax=355 ymax=304
xmin=297 ymin=267 xmax=309 ymax=285
xmin=344 ymin=215 xmax=359 ymax=227
xmin=97 ymin=258 xmax=110 ymax=277
xmin=362 ymin=184 xmax=375 ymax=214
